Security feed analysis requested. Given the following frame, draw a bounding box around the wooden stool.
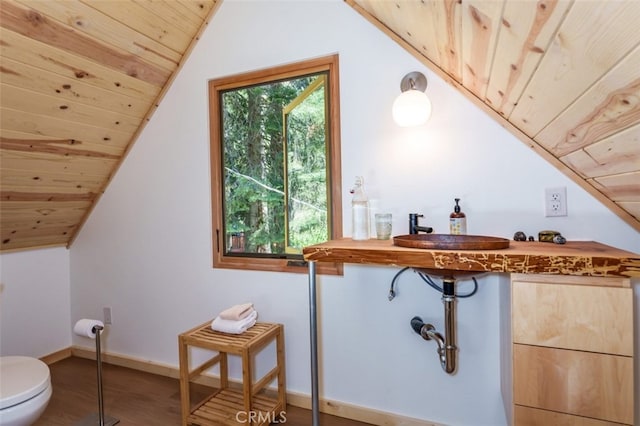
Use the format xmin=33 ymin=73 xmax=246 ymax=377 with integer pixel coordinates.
xmin=178 ymin=321 xmax=286 ymax=426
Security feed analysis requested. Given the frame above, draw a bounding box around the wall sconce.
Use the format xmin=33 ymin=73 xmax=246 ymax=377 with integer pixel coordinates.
xmin=392 ymin=71 xmax=432 ymax=127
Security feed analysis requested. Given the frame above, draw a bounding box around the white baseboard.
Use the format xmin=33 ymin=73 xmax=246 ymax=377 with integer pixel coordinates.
xmin=69 ymin=346 xmax=441 ymax=426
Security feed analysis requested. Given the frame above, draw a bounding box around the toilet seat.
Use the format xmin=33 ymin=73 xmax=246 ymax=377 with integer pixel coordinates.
xmin=0 ymin=356 xmax=50 ymax=409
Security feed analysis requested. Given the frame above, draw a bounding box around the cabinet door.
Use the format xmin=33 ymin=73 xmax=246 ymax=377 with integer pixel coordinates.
xmin=513 ymin=344 xmax=633 ymax=424
xmin=515 ymin=405 xmax=624 ymax=426
xmin=512 ymin=276 xmax=632 ymax=355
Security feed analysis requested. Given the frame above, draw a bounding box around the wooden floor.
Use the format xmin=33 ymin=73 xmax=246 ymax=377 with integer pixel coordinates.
xmin=36 ymin=356 xmax=372 ymax=425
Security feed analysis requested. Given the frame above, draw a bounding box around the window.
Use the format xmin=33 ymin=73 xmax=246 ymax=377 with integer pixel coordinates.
xmin=209 ymin=55 xmax=342 ymax=274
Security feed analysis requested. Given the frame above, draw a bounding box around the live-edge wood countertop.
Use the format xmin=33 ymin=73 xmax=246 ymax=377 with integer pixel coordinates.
xmin=302 ymin=238 xmax=640 ymax=278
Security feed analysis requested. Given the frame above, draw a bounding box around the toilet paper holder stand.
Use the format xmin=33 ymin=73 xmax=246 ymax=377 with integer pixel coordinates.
xmin=76 ymin=324 xmax=120 ymax=426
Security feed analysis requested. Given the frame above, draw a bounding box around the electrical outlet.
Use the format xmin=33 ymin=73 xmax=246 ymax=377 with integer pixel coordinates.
xmin=103 ymin=307 xmax=112 ymax=325
xmin=545 ymin=187 xmax=567 ymax=217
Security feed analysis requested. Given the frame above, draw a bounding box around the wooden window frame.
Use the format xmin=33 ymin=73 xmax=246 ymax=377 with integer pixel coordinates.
xmin=209 ymin=55 xmax=343 ymax=275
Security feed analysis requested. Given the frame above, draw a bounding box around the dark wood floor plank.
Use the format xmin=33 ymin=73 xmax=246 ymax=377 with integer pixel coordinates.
xmin=36 ymin=357 xmax=372 ymax=425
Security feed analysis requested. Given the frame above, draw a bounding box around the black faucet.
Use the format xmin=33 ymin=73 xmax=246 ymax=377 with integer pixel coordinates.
xmin=409 ymin=213 xmax=433 ymax=234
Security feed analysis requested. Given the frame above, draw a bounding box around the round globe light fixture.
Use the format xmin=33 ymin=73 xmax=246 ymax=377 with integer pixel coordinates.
xmin=392 ymin=71 xmax=432 ymax=127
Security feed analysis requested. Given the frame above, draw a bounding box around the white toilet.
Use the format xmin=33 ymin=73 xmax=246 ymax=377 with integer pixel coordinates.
xmin=0 ymin=356 xmax=52 ymax=426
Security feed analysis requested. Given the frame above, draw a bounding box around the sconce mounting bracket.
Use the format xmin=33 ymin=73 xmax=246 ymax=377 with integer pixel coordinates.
xmin=400 ymin=72 xmax=427 ymax=93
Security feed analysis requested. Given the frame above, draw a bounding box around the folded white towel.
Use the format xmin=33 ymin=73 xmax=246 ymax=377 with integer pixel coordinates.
xmin=219 ymin=303 xmax=254 ymax=321
xmin=211 ymin=310 xmax=258 ymax=334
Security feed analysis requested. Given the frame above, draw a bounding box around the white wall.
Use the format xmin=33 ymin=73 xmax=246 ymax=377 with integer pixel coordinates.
xmin=0 ymin=247 xmax=71 ymax=357
xmin=69 ymin=1 xmax=640 ymax=425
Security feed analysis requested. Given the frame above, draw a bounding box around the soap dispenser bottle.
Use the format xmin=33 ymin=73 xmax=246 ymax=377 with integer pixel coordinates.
xmin=449 ymin=198 xmax=467 ymax=235
xmin=350 ymin=176 xmax=370 ymax=240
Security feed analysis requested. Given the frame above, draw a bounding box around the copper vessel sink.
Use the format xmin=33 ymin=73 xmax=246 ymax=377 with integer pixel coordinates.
xmin=393 ymin=234 xmax=510 ymax=250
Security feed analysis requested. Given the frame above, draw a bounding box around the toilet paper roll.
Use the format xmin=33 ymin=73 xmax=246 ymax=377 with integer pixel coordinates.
xmin=74 ymin=319 xmax=104 ymax=339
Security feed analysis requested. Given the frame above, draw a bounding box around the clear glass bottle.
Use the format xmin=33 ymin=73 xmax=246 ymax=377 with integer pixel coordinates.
xmin=350 ymin=177 xmax=370 ymax=240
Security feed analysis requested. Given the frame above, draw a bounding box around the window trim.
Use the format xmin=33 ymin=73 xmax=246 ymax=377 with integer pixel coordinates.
xmin=209 ymin=55 xmax=343 ymax=275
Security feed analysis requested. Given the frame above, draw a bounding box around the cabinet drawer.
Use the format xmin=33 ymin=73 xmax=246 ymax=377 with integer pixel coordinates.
xmin=512 ymin=277 xmax=632 ymax=355
xmin=513 ymin=344 xmax=633 ymax=424
xmin=514 ymin=405 xmax=625 ymax=426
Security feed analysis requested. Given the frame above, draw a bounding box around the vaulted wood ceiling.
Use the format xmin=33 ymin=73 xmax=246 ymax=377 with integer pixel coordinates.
xmin=1 ymin=0 xmax=219 ymax=251
xmin=1 ymin=0 xmax=638 ymax=252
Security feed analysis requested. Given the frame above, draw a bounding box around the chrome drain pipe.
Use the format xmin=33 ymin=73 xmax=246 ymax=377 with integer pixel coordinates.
xmin=411 ymin=277 xmax=458 ymax=374
xmin=441 ymin=278 xmax=457 ymax=374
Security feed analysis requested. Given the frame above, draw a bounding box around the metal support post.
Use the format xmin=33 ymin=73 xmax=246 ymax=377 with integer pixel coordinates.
xmin=308 ymin=261 xmax=320 ymax=426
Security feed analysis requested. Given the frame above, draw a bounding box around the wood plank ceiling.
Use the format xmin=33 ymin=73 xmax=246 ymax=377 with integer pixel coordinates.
xmin=1 ymin=0 xmax=638 ymax=253
xmin=0 ymin=0 xmax=219 ymax=251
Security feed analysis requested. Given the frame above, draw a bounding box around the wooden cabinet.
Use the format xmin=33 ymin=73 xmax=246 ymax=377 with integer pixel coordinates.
xmin=509 ymin=274 xmax=634 ymax=425
xmin=514 ymin=406 xmax=627 ymax=426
